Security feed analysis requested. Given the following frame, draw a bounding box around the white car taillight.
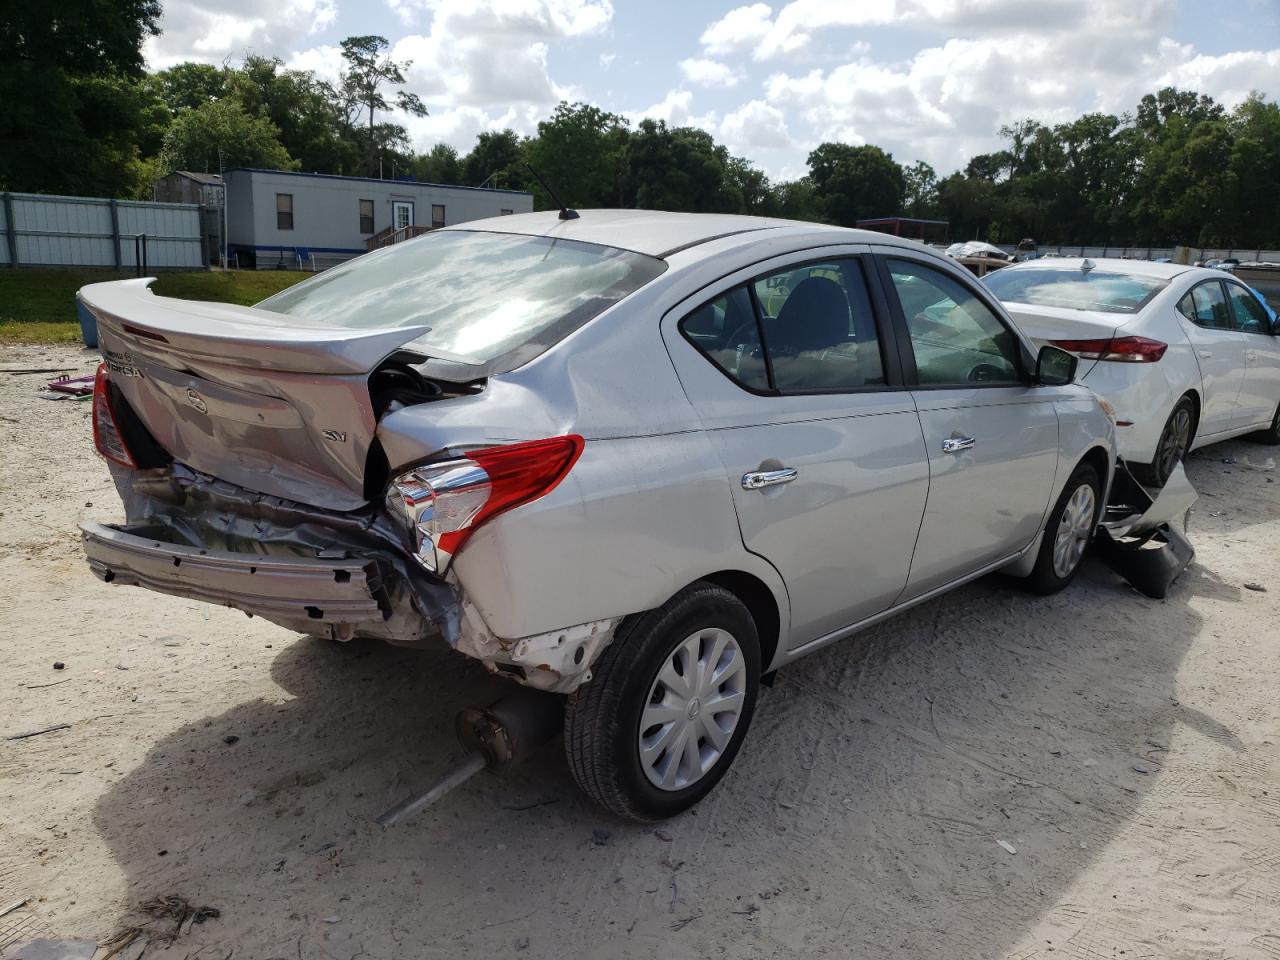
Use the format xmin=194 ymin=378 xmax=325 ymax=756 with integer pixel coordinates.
xmin=92 ymin=363 xmax=137 ymax=468
xmin=1050 ymin=336 xmax=1168 ymax=362
xmin=387 ymin=435 xmax=584 ymax=573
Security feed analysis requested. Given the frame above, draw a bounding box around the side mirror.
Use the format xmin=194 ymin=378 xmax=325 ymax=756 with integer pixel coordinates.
xmin=1036 ymin=344 xmax=1077 ymax=386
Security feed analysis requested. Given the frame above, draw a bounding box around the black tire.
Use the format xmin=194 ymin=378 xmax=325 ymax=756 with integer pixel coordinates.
xmin=565 ymin=582 xmax=761 ymax=822
xmin=1248 ymin=402 xmax=1280 ymax=445
xmin=1132 ymin=396 xmax=1196 ymax=487
xmin=1018 ymin=461 xmax=1102 ymax=595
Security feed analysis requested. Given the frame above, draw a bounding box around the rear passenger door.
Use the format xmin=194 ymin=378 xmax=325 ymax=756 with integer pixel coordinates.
xmin=875 ymin=252 xmax=1061 ymax=599
xmin=1224 ymin=281 xmax=1280 ymax=431
xmin=1175 ymin=280 xmax=1247 ymax=438
xmin=662 ymin=250 xmax=930 ymax=648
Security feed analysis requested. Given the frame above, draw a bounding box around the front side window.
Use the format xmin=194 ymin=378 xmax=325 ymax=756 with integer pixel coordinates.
xmin=431 ymin=204 xmax=446 ymax=229
xmin=358 ymin=199 xmax=374 ymax=234
xmin=984 ymin=267 xmax=1167 ymax=314
xmin=678 ymin=258 xmax=885 ymax=393
xmin=889 ymin=259 xmax=1022 ymax=386
xmin=1226 ymin=283 xmax=1271 ymax=333
xmin=256 ymin=230 xmax=666 ymax=372
xmin=276 ymin=193 xmax=293 ymax=231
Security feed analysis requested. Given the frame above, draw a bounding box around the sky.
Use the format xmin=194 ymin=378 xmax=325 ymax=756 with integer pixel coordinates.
xmin=143 ymin=0 xmax=1280 ymax=181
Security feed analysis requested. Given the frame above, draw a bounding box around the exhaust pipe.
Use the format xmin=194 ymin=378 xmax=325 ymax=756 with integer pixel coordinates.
xmin=376 ymin=689 xmax=563 ymax=827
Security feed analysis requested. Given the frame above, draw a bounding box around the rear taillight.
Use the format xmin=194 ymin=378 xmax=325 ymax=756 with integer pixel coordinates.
xmin=1050 ymin=336 xmax=1168 ymax=363
xmin=91 ymin=363 xmax=137 ymax=468
xmin=387 ymin=435 xmax=585 ymax=573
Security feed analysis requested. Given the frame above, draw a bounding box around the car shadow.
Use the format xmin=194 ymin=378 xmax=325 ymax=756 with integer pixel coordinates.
xmin=90 ymin=449 xmax=1280 ymax=960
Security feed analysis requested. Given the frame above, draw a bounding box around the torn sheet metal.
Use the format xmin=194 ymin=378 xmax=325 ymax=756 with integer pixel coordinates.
xmin=92 ymin=463 xmax=461 ymax=646
xmin=1095 ymin=461 xmax=1197 ymax=599
xmin=455 ymin=589 xmax=620 ymax=693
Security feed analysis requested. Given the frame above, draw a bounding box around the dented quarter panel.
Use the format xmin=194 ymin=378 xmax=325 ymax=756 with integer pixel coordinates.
xmin=449 ymin=431 xmax=791 ymax=651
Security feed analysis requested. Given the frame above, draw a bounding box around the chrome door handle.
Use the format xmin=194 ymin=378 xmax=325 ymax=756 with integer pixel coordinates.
xmin=1199 ymin=351 xmax=1213 ymax=359
xmin=941 ymin=436 xmax=976 ymax=454
xmin=742 ymin=468 xmax=798 ymax=490
xmin=1247 ymin=350 xmax=1258 ymax=361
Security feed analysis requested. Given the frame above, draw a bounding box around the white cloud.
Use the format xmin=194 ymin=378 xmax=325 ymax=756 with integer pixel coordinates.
xmin=599 ymin=51 xmax=616 ymax=68
xmin=679 ymin=57 xmax=740 ymax=88
xmin=719 ymin=99 xmax=792 ymax=153
xmin=144 ymin=0 xmax=337 ymax=67
xmin=624 ymin=89 xmax=719 ymax=133
xmin=700 ymin=4 xmax=773 ymax=57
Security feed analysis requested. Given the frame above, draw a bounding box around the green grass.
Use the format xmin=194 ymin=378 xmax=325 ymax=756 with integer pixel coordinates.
xmin=0 ymin=268 xmax=308 ymax=343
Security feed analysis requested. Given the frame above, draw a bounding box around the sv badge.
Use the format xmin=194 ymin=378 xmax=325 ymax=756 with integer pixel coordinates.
xmin=321 ymin=429 xmax=347 ymax=443
xmin=185 ymin=388 xmax=208 ymax=414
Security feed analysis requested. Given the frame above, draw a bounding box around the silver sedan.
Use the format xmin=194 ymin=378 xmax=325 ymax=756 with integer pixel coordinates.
xmin=78 ymin=210 xmax=1115 ymax=820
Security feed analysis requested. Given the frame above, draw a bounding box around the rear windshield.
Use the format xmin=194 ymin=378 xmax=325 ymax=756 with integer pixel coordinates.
xmin=256 ymin=230 xmax=666 ymax=371
xmin=984 ymin=268 xmax=1167 ymax=314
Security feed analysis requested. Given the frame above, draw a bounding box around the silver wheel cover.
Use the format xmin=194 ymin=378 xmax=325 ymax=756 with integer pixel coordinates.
xmin=1052 ymin=482 xmax=1096 ymax=578
xmin=638 ymin=627 xmax=747 ymax=791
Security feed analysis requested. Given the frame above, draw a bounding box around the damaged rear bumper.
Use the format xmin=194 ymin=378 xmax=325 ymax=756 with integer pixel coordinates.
xmin=81 ymin=522 xmax=390 ymax=634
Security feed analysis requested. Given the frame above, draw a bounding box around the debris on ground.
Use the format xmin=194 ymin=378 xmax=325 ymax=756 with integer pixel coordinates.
xmin=102 ymin=895 xmax=221 ymax=955
xmin=52 ymin=662 xmax=64 ymax=670
xmin=6 ymin=723 xmax=71 ymax=741
xmin=1244 ymin=582 xmax=1267 ymax=592
xmin=0 ymin=897 xmax=30 ymax=918
xmin=996 ymin=839 xmax=1017 ymax=855
xmin=591 ymin=829 xmax=611 ymax=846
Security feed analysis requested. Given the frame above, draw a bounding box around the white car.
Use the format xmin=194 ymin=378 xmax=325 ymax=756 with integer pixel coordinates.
xmin=985 ymin=259 xmax=1280 ymax=485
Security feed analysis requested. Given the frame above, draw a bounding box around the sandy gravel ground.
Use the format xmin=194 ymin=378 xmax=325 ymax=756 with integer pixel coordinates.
xmin=1 ymin=342 xmax=1278 ymax=960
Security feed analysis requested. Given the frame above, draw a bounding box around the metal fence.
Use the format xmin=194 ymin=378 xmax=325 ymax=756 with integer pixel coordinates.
xmin=993 ymin=243 xmax=1280 ymax=263
xmin=0 ymin=191 xmax=205 ymax=269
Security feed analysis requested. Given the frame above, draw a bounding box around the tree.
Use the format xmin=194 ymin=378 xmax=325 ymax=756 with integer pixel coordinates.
xmin=159 ymin=99 xmax=297 ymax=175
xmin=414 ymin=143 xmax=463 ymax=184
xmin=337 ymin=35 xmax=428 ymax=177
xmin=622 ymin=120 xmax=742 ymax=213
xmin=0 ymin=0 xmax=161 ymax=195
xmin=806 ymin=143 xmax=905 ymax=226
xmin=149 ymin=63 xmax=228 ymax=114
xmin=902 ymin=161 xmax=939 ymax=218
xmin=524 ymin=102 xmax=630 ymax=208
xmin=462 ymin=130 xmax=527 ymax=189
xmin=228 ymin=56 xmax=358 ymax=174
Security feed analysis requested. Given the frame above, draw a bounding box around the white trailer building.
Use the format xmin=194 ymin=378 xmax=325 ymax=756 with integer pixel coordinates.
xmin=225 ymin=168 xmax=534 ymax=270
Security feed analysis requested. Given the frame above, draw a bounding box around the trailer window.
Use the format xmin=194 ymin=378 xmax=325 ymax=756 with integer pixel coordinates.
xmin=276 ymin=194 xmax=293 ymax=231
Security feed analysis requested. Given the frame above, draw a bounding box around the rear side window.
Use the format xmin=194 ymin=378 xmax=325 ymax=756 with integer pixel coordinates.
xmin=1182 ymin=282 xmax=1231 ymax=329
xmin=1225 ymin=283 xmax=1271 ymax=333
xmin=257 ymin=230 xmax=666 ymax=372
xmin=678 ymin=258 xmax=885 ymax=394
xmin=888 ymin=259 xmax=1022 ymax=386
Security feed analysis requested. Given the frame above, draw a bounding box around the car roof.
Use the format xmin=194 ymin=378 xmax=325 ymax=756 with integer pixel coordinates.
xmin=999 ymin=257 xmax=1199 ymax=281
xmin=440 ymin=208 xmax=915 ymax=259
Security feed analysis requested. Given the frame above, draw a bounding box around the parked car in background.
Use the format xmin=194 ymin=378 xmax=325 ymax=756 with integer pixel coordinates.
xmin=78 ymin=211 xmax=1114 ymax=820
xmin=985 ymin=258 xmax=1280 ymax=486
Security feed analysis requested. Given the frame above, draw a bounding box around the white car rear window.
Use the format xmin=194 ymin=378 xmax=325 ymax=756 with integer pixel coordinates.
xmin=984 ymin=268 xmax=1167 ymax=314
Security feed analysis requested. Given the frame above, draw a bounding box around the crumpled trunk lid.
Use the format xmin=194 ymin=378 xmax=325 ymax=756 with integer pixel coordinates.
xmin=1003 ymin=304 xmax=1133 ymax=378
xmin=80 ymin=278 xmax=429 ymax=510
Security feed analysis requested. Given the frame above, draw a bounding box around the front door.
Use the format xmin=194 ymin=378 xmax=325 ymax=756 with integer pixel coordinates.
xmin=392 ymin=201 xmax=414 ymax=232
xmin=1175 ymin=280 xmax=1247 ymax=439
xmin=1224 ymin=281 xmax=1280 ymax=431
xmin=664 ymin=253 xmax=930 ymax=647
xmin=878 ymin=254 xmax=1061 ymax=599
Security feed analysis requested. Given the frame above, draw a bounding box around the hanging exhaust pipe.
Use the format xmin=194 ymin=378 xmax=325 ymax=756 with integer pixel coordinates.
xmin=376 ymin=688 xmax=564 ymax=827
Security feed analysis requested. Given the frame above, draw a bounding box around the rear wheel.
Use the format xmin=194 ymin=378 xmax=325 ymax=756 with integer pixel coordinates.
xmin=1018 ymin=462 xmax=1101 ymax=595
xmin=564 ymin=582 xmax=760 ymax=821
xmin=1133 ymin=396 xmax=1195 ymax=487
xmin=1249 ymin=401 xmax=1280 ymax=445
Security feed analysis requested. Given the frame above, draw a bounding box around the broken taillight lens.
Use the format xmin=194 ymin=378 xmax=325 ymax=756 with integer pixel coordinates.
xmin=1050 ymin=336 xmax=1168 ymax=362
xmin=387 ymin=435 xmax=585 ymax=573
xmin=92 ymin=363 xmax=137 ymax=468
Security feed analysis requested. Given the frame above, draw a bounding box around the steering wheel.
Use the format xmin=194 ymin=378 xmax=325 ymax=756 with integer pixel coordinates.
xmin=968 ymin=363 xmax=1005 ymax=383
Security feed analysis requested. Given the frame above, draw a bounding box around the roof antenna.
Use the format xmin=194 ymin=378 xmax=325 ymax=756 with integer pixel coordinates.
xmin=524 ymin=162 xmax=579 ymax=220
